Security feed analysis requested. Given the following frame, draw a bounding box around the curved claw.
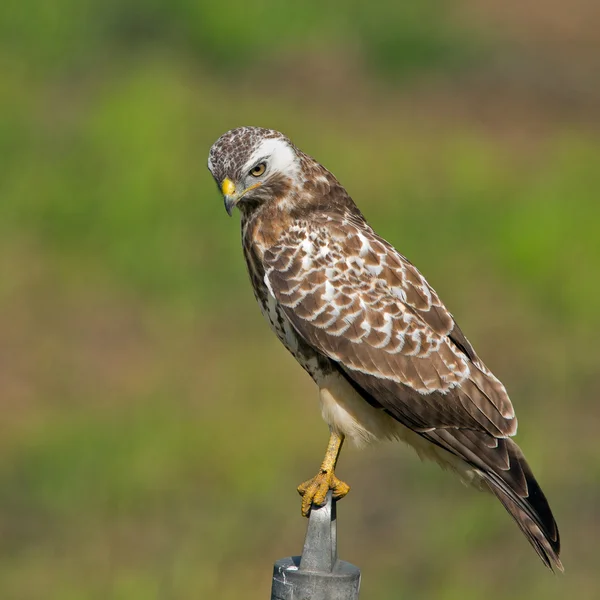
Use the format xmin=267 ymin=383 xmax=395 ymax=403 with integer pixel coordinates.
xmin=297 ymin=471 xmax=350 ymax=517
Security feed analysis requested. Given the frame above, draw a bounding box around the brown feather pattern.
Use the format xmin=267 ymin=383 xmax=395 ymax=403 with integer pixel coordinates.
xmin=208 ymin=126 xmax=562 ymax=571
xmin=264 ymin=212 xmax=560 ymax=569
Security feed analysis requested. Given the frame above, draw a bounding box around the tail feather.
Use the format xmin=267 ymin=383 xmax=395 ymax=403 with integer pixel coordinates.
xmin=424 ymin=429 xmax=562 ymax=570
xmin=480 ymin=440 xmax=562 ymax=572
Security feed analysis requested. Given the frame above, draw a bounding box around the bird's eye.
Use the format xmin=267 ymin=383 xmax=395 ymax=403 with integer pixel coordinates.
xmin=249 ymin=162 xmax=266 ymax=177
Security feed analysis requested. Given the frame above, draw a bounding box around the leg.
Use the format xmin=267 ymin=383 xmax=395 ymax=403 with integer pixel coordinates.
xmin=297 ymin=430 xmax=350 ymax=517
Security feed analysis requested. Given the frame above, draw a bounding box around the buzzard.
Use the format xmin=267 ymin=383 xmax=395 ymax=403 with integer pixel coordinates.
xmin=207 ymin=126 xmax=562 ymax=571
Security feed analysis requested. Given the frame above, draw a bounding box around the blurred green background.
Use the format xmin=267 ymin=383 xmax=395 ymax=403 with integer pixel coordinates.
xmin=1 ymin=1 xmax=599 ymax=598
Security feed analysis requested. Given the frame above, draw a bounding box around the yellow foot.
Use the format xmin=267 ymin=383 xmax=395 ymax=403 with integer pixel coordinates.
xmin=297 ymin=471 xmax=350 ymax=517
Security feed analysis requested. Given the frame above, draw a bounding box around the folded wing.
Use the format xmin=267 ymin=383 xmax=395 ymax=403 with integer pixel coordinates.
xmin=263 ymin=212 xmax=561 ymax=570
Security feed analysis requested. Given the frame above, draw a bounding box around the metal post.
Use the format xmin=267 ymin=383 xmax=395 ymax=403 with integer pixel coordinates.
xmin=270 ymin=492 xmax=361 ymax=600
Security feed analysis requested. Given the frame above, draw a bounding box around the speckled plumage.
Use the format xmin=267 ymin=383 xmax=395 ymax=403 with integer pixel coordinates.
xmin=208 ymin=126 xmax=562 ymax=571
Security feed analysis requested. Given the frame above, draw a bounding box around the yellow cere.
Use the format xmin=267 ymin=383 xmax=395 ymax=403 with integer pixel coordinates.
xmin=221 ymin=178 xmax=236 ymax=196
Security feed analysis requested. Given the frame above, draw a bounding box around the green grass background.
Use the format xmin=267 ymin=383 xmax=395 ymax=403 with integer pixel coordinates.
xmin=1 ymin=1 xmax=599 ymax=598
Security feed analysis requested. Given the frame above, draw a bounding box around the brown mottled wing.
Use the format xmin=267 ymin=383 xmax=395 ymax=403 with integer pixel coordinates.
xmin=263 ymin=212 xmax=561 ymax=569
xmin=263 ymin=213 xmax=516 ymax=436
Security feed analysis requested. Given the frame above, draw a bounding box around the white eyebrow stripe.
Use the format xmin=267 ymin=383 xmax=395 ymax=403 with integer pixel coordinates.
xmin=243 ymin=138 xmax=300 ymax=177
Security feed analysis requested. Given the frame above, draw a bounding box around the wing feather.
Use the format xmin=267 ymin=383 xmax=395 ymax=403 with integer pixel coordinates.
xmin=264 ymin=215 xmax=515 ymax=437
xmin=261 ymin=212 xmax=560 ymax=570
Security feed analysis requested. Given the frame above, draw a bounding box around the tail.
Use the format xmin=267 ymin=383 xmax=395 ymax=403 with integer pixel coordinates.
xmin=480 ymin=440 xmax=562 ymax=572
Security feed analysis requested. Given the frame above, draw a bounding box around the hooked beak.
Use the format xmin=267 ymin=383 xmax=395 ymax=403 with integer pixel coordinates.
xmin=221 ymin=178 xmax=262 ymax=217
xmin=221 ymin=178 xmax=237 ymax=217
xmin=224 ymin=196 xmax=237 ymax=217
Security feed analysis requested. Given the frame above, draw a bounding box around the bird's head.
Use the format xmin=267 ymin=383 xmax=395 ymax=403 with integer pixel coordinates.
xmin=208 ymin=126 xmax=303 ymax=216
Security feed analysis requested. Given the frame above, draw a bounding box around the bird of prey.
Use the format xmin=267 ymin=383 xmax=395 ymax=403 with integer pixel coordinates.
xmin=207 ymin=126 xmax=562 ymax=571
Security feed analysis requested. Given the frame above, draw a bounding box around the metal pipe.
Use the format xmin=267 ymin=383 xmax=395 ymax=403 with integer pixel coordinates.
xmin=270 ymin=492 xmax=361 ymax=600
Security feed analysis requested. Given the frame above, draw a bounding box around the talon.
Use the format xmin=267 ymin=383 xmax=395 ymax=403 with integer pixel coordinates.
xmin=297 ymin=470 xmax=350 ymax=517
xmin=331 ymin=474 xmax=350 ymax=500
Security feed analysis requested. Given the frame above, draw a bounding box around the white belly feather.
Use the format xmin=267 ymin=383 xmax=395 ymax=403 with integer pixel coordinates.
xmin=319 ymin=371 xmax=485 ymax=490
xmin=259 ymin=288 xmax=485 ymax=490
